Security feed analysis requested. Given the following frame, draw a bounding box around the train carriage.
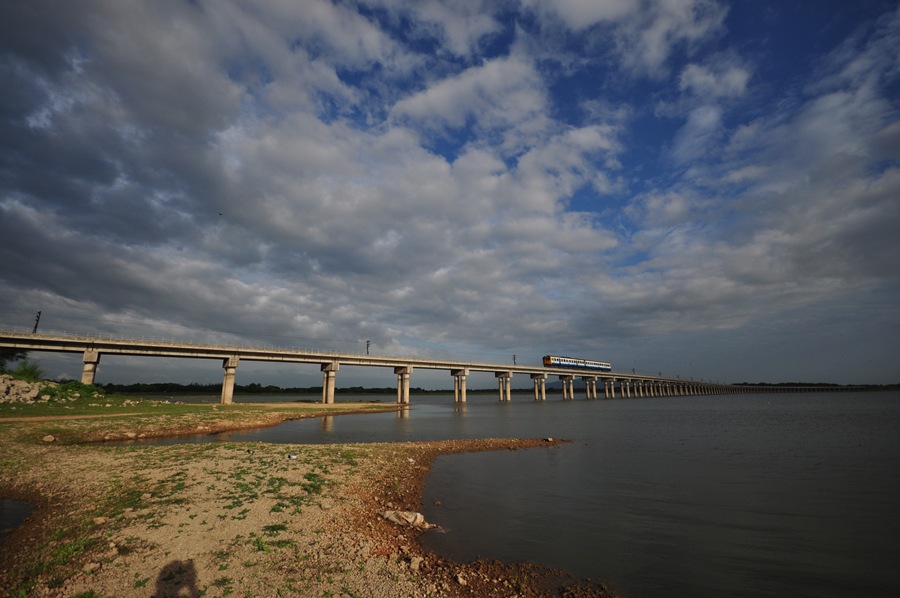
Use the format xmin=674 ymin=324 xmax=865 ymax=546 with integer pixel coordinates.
xmin=543 ymin=355 xmax=612 ymax=372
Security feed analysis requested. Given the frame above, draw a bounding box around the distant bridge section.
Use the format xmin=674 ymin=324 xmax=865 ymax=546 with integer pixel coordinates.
xmin=0 ymin=330 xmax=813 ymax=405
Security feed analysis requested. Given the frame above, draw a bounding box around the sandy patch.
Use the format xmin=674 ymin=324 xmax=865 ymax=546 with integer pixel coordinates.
xmin=1 ymin=420 xmax=615 ymax=597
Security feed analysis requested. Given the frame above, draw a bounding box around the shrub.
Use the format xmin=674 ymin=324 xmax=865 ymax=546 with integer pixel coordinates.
xmin=39 ymin=380 xmax=105 ymax=402
xmin=11 ymin=359 xmax=44 ymax=382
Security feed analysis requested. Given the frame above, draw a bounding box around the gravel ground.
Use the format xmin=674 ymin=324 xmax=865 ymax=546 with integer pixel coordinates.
xmin=0 ymin=414 xmax=616 ymax=597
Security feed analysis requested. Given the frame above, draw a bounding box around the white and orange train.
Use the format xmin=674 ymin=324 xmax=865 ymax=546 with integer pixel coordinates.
xmin=542 ymin=355 xmax=612 ymax=372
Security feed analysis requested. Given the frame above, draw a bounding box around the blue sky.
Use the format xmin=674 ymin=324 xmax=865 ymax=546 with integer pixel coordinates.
xmin=1 ymin=0 xmax=898 ymax=388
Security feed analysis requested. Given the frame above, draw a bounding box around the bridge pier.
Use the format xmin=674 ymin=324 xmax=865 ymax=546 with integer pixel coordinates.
xmin=221 ymin=356 xmax=239 ymax=404
xmin=395 ymin=366 xmax=412 ymax=404
xmin=558 ymin=375 xmax=575 ymax=400
xmin=531 ymin=373 xmax=547 ymax=401
xmin=320 ymin=362 xmax=339 ymax=404
xmin=452 ymin=369 xmax=468 ymax=403
xmin=81 ymin=349 xmax=101 ymax=385
xmin=496 ymin=372 xmax=512 ymax=401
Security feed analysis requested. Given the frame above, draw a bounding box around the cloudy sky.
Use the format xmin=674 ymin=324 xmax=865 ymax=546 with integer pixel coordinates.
xmin=2 ymin=0 xmax=898 ymax=388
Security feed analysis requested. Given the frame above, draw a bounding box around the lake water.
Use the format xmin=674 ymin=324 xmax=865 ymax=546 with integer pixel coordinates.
xmin=0 ymin=499 xmax=32 ymax=546
xmin=125 ymin=391 xmax=900 ymax=597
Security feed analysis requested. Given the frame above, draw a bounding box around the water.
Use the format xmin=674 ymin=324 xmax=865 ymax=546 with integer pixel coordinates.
xmin=0 ymin=499 xmax=33 ymax=545
xmin=126 ymin=392 xmax=900 ymax=597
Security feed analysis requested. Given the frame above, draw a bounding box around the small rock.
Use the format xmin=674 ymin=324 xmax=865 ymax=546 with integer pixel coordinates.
xmin=42 ymin=435 xmax=56 ymax=443
xmin=124 ymin=432 xmax=136 ymax=439
xmin=93 ymin=517 xmax=109 ymax=525
xmin=82 ymin=562 xmax=101 ymax=574
xmin=409 ymin=556 xmax=424 ymax=572
xmin=456 ymin=573 xmax=467 ymax=586
xmin=140 ymin=493 xmax=152 ymax=500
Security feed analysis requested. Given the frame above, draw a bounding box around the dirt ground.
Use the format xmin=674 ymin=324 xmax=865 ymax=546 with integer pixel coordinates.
xmin=0 ymin=407 xmax=616 ymax=597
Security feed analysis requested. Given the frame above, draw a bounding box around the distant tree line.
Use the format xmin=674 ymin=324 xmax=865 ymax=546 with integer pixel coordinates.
xmin=0 ymin=348 xmax=29 ymax=372
xmin=733 ymin=382 xmax=899 ymax=391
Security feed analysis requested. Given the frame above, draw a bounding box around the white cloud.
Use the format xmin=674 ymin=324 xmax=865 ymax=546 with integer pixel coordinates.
xmin=679 ymin=60 xmax=750 ymax=98
xmin=625 ymin=191 xmax=694 ymax=227
xmin=390 ymin=55 xmax=546 ymax=135
xmin=521 ymin=0 xmax=635 ymax=30
xmin=411 ymin=0 xmax=504 ymax=57
xmin=670 ymin=104 xmax=722 ymax=163
xmin=524 ymin=0 xmax=727 ymax=77
xmin=614 ymin=0 xmax=727 ymax=76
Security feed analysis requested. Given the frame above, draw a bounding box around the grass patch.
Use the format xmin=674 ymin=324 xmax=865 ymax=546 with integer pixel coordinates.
xmin=302 ymin=472 xmax=326 ymax=495
xmin=263 ymin=523 xmax=288 ymax=536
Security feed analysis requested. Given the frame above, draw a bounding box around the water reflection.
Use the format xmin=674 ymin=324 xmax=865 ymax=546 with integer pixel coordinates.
xmin=0 ymin=499 xmax=33 ymax=545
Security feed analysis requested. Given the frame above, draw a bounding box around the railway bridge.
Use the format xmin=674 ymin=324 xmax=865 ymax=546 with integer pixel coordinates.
xmin=3 ymin=330 xmax=751 ymax=404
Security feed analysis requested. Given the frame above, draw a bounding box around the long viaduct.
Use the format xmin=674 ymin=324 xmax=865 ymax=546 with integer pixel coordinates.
xmin=1 ymin=330 xmax=776 ymax=405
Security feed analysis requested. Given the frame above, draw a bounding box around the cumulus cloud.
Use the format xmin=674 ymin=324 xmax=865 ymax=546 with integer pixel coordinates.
xmin=679 ymin=59 xmax=750 ymax=98
xmin=390 ymin=55 xmax=546 ymax=136
xmin=1 ymin=0 xmax=897 ymax=385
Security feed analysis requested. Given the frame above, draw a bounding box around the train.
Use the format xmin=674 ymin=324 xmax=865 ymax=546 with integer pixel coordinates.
xmin=543 ymin=355 xmax=612 ymax=372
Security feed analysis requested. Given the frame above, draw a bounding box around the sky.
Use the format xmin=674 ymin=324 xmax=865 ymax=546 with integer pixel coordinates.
xmin=1 ymin=0 xmax=899 ymax=388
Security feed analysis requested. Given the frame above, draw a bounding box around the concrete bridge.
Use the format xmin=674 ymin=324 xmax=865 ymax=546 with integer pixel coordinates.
xmin=2 ymin=330 xmax=760 ymax=404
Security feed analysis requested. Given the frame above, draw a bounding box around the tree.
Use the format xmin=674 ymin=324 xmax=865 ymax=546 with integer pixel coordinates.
xmin=0 ymin=348 xmax=29 ymax=372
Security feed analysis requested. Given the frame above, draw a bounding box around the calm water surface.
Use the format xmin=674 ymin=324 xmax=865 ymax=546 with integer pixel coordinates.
xmin=133 ymin=391 xmax=900 ymax=597
xmin=0 ymin=499 xmax=32 ymax=545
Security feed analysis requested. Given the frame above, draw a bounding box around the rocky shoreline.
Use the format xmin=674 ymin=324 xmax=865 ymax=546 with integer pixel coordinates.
xmin=0 ymin=379 xmax=616 ymax=597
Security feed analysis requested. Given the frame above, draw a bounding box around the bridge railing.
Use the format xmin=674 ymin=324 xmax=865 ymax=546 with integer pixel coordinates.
xmin=0 ymin=327 xmax=359 ymax=358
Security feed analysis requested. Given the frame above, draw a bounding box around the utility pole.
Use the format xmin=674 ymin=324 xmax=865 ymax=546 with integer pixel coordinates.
xmin=32 ymin=310 xmax=41 ymax=333
xmin=366 ymin=340 xmax=370 ymax=355
xmin=513 ymin=354 xmax=517 ymax=365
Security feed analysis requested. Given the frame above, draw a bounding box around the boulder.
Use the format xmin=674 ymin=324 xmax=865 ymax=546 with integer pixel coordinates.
xmin=379 ymin=510 xmax=439 ymax=530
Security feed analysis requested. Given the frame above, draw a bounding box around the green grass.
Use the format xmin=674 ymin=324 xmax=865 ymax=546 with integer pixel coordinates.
xmin=263 ymin=523 xmax=288 ymax=535
xmin=0 ymin=391 xmax=216 ymax=418
xmin=0 ymin=387 xmax=396 ymax=448
xmin=302 ymin=472 xmax=326 ymax=495
xmin=0 ymin=388 xmax=395 ymax=419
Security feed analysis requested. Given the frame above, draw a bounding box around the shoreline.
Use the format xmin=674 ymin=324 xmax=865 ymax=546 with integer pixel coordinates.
xmin=0 ymin=407 xmax=616 ymax=597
